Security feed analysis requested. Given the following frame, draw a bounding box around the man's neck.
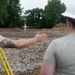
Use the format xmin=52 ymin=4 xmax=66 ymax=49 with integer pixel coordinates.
xmin=70 ymin=29 xmax=75 ymax=34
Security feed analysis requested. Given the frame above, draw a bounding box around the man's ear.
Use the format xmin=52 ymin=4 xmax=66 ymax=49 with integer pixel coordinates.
xmin=66 ymin=18 xmax=72 ymax=28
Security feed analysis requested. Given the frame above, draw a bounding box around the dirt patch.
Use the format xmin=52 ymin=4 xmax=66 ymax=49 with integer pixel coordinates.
xmin=0 ymin=26 xmax=67 ymax=32
xmin=31 ymin=66 xmax=41 ymax=75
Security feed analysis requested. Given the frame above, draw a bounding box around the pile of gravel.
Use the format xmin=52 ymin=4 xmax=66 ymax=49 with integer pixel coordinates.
xmin=0 ymin=38 xmax=56 ymax=75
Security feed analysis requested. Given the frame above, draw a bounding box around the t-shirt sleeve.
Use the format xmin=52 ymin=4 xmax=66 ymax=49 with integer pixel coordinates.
xmin=44 ymin=40 xmax=57 ymax=64
xmin=0 ymin=35 xmax=6 ymax=42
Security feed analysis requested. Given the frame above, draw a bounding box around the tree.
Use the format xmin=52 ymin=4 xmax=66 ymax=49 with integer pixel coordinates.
xmin=24 ymin=8 xmax=45 ymax=28
xmin=5 ymin=0 xmax=23 ymax=28
xmin=0 ymin=0 xmax=8 ymax=25
xmin=44 ymin=0 xmax=66 ymax=28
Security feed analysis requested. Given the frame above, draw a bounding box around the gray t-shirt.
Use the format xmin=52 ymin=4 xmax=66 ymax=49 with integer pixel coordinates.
xmin=44 ymin=34 xmax=75 ymax=75
xmin=0 ymin=35 xmax=5 ymax=42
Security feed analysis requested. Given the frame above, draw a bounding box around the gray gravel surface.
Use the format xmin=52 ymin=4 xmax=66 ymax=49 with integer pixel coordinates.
xmin=0 ymin=32 xmax=67 ymax=75
xmin=0 ymin=38 xmax=53 ymax=74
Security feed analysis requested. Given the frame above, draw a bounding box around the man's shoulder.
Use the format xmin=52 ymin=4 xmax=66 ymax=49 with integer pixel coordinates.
xmin=53 ymin=34 xmax=69 ymax=44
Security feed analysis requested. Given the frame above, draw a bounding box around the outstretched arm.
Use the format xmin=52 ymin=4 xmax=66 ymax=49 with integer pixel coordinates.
xmin=0 ymin=32 xmax=47 ymax=48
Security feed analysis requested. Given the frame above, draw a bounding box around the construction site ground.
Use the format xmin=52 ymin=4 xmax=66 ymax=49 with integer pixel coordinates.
xmin=0 ymin=27 xmax=68 ymax=75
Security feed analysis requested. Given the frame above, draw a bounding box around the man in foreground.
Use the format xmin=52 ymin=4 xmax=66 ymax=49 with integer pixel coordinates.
xmin=0 ymin=32 xmax=47 ymax=48
xmin=40 ymin=4 xmax=75 ymax=75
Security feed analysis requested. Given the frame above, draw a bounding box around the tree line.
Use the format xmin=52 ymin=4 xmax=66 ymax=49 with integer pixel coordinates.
xmin=0 ymin=0 xmax=66 ymax=28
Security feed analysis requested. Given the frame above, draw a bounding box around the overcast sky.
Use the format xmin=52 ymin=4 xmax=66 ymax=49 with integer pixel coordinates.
xmin=20 ymin=0 xmax=75 ymax=13
xmin=20 ymin=0 xmax=48 ymax=12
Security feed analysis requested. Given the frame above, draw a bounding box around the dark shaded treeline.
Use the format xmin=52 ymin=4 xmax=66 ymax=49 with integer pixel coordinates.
xmin=0 ymin=0 xmax=66 ymax=28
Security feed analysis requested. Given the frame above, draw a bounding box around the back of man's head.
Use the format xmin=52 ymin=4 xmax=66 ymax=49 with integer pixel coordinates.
xmin=69 ymin=18 xmax=75 ymax=28
xmin=61 ymin=0 xmax=75 ymax=28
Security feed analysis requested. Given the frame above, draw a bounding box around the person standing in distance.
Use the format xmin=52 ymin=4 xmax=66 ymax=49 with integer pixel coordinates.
xmin=23 ymin=23 xmax=27 ymax=33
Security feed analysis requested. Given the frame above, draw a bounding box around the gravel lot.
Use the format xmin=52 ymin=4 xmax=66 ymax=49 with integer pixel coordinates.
xmin=0 ymin=30 xmax=68 ymax=75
